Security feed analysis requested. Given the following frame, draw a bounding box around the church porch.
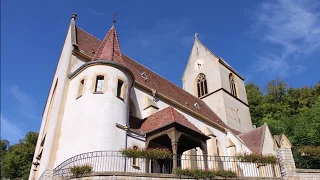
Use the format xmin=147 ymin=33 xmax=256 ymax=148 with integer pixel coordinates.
xmin=144 ymin=124 xmax=210 ymax=174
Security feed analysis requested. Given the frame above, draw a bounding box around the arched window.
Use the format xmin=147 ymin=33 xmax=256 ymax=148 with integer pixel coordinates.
xmin=229 ymin=74 xmax=237 ymax=97
xmin=197 ymin=73 xmax=208 ymax=97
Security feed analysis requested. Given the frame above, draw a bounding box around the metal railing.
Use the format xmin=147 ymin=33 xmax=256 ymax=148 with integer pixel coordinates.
xmin=51 ymin=151 xmax=281 ymax=178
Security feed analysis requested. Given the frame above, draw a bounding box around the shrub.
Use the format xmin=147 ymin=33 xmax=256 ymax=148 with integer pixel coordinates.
xmin=293 ymin=146 xmax=320 ymax=169
xmin=120 ymin=148 xmax=145 ymax=158
xmin=214 ymin=170 xmax=237 ymax=178
xmin=297 ymin=146 xmax=320 ymax=157
xmin=70 ymin=164 xmax=92 ymax=177
xmin=235 ymin=153 xmax=277 ymax=164
xmin=145 ymin=148 xmax=172 ymax=159
xmin=174 ymin=168 xmax=237 ymax=179
xmin=120 ymin=147 xmax=172 ymax=159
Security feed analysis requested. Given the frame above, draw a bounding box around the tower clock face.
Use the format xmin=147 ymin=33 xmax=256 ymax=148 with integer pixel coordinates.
xmin=194 ymin=58 xmax=204 ymax=71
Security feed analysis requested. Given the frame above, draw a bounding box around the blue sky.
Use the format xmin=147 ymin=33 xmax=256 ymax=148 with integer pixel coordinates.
xmin=1 ymin=0 xmax=320 ymax=144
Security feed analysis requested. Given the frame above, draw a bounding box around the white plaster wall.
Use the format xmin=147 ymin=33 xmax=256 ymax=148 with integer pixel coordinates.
xmin=131 ymin=87 xmax=154 ymax=119
xmin=182 ymin=39 xmax=222 ymax=96
xmin=226 ymin=132 xmax=251 ymax=155
xmin=202 ymin=91 xmax=227 ymax=124
xmin=69 ymin=55 xmax=87 ymax=73
xmin=218 ymin=63 xmax=247 ymax=104
xmin=54 ymin=65 xmax=132 ymax=167
xmin=182 ymin=112 xmax=228 ymax=156
xmin=222 ymin=92 xmax=253 ymax=133
xmin=32 ymin=23 xmax=74 ymax=179
xmin=127 ymin=135 xmax=145 ymax=149
xmin=262 ymin=125 xmax=276 ymax=155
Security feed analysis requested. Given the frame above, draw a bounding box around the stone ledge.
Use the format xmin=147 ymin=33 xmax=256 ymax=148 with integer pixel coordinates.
xmin=60 ymin=172 xmax=193 ymax=179
xmin=57 ymin=172 xmax=284 ymax=180
xmin=296 ymin=169 xmax=320 ymax=173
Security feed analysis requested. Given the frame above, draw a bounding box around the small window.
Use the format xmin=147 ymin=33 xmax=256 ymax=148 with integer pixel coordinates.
xmin=197 ymin=73 xmax=208 ymax=98
xmin=40 ymin=134 xmax=46 ymax=146
xmin=77 ymin=79 xmax=84 ymax=98
xmin=117 ymin=79 xmax=124 ymax=98
xmin=95 ymin=76 xmax=104 ymax=92
xmin=229 ymin=74 xmax=237 ymax=97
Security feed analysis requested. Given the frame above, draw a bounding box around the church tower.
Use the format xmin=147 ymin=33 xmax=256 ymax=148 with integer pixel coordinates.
xmin=182 ymin=35 xmax=253 ymax=133
xmin=29 ymin=15 xmax=134 ymax=180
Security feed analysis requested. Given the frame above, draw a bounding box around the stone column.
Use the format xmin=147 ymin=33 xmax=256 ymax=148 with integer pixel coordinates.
xmin=167 ymin=130 xmax=181 ymax=173
xmin=145 ymin=139 xmax=150 ymax=173
xmin=172 ymin=141 xmax=178 ymax=171
xmin=201 ymin=142 xmax=208 ymax=170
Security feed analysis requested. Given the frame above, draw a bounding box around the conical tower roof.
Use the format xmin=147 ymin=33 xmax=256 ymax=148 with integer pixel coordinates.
xmin=92 ymin=21 xmax=124 ymax=64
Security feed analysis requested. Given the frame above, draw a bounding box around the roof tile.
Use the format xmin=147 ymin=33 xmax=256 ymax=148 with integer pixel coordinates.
xmin=141 ymin=106 xmax=203 ymax=134
xmin=239 ymin=126 xmax=264 ymax=154
xmin=92 ymin=24 xmax=125 ymax=65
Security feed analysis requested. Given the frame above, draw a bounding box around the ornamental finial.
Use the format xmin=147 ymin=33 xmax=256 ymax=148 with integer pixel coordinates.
xmin=72 ymin=13 xmax=77 ymax=20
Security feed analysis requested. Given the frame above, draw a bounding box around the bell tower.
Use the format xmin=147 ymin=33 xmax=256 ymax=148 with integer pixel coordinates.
xmin=182 ymin=34 xmax=253 ymax=133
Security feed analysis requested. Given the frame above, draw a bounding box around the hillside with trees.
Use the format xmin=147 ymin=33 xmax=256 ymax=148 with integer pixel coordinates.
xmin=246 ymin=79 xmax=320 ymax=169
xmin=1 ymin=132 xmax=38 ymax=180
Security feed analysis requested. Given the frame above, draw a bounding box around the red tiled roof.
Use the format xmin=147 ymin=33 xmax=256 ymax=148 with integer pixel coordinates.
xmin=92 ymin=24 xmax=124 ymax=64
xmin=239 ymin=126 xmax=264 ymax=154
xmin=75 ymin=26 xmax=100 ymax=57
xmin=141 ymin=106 xmax=203 ymax=134
xmin=74 ymin=25 xmax=241 ymax=134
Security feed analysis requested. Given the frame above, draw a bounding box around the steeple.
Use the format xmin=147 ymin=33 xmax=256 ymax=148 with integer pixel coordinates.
xmin=92 ymin=15 xmax=123 ymax=64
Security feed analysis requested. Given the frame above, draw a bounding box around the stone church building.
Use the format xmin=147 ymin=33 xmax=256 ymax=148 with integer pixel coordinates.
xmin=29 ymin=14 xmax=279 ymax=180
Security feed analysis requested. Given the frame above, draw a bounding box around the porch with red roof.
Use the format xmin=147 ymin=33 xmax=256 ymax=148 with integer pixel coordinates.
xmin=136 ymin=106 xmax=210 ymax=173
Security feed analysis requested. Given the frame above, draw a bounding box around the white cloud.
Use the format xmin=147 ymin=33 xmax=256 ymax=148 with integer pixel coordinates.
xmin=8 ymin=85 xmax=39 ymax=120
xmin=1 ymin=114 xmax=24 ymax=144
xmin=254 ymin=0 xmax=320 ymax=78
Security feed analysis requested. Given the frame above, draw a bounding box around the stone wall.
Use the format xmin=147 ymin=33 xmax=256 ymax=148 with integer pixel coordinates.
xmin=276 ymin=148 xmax=297 ymax=179
xmin=296 ymin=169 xmax=320 ymax=180
xmin=276 ymin=145 xmax=320 ymax=180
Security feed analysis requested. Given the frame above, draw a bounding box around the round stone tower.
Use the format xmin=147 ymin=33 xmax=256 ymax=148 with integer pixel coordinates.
xmin=54 ymin=21 xmax=134 ymax=166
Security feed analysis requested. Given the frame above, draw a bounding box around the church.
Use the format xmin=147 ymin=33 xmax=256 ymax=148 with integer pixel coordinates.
xmin=29 ymin=14 xmax=279 ymax=179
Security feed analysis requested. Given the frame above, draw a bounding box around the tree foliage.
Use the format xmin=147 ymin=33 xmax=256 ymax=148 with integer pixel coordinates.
xmin=246 ymin=80 xmax=320 ymax=168
xmin=1 ymin=132 xmax=38 ymax=180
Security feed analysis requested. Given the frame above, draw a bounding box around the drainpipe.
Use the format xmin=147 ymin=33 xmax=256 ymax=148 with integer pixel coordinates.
xmin=124 ymin=125 xmax=129 ymax=172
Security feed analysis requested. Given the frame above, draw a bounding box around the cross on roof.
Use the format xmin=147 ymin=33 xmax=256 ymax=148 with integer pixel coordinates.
xmin=113 ymin=12 xmax=118 ymax=23
xmin=194 ymin=33 xmax=198 ymax=39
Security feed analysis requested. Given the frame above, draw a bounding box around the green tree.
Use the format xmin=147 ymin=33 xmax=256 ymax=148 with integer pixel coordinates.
xmin=313 ymin=81 xmax=320 ymax=96
xmin=245 ymin=82 xmax=264 ymax=126
xmin=291 ymin=97 xmax=320 ymax=146
xmin=246 ymin=79 xmax=320 ymax=168
xmin=0 ymin=140 xmax=9 ymax=152
xmin=263 ymin=79 xmax=290 ymax=120
xmin=1 ymin=140 xmax=10 ymax=179
xmin=291 ymin=97 xmax=320 ymax=168
xmin=1 ymin=132 xmax=38 ymax=180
